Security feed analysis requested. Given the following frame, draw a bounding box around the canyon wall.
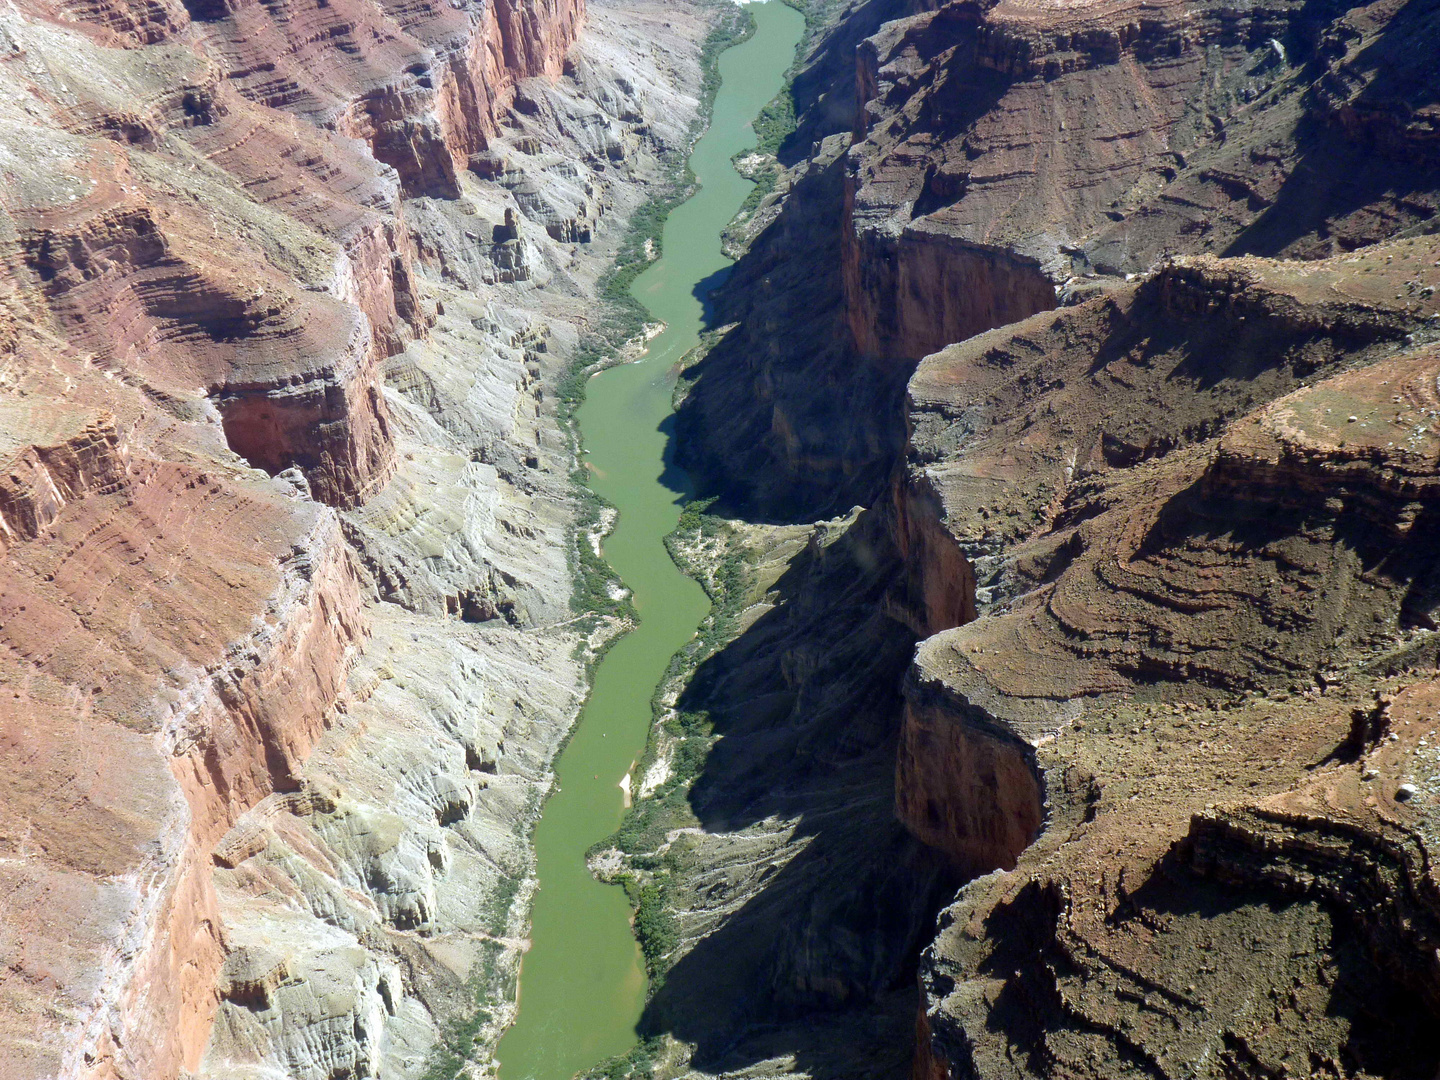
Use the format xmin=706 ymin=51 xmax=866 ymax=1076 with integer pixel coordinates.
xmin=895 ymin=655 xmax=1042 ymax=874
xmin=657 ymin=0 xmax=1440 ymax=1074
xmin=841 ymin=225 xmax=1056 ymax=363
xmin=0 ymin=0 xmax=715 ymax=1075
xmin=898 ymin=243 xmax=1440 ymax=1077
xmin=7 ymin=0 xmax=1440 ymax=1071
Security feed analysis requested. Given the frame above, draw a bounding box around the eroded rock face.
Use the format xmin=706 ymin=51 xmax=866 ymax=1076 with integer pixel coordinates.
xmin=0 ymin=0 xmax=714 ymax=1075
xmin=899 ymin=238 xmax=1440 ymax=1078
xmin=0 ymin=0 xmax=582 ymax=512
xmin=679 ymin=0 xmax=1440 ymax=511
xmin=0 ymin=442 xmax=366 ymax=1078
xmin=896 ymin=659 xmax=1042 ymax=875
xmin=682 ymin=0 xmax=1440 ymax=517
xmin=842 ymin=224 xmax=1056 ymax=363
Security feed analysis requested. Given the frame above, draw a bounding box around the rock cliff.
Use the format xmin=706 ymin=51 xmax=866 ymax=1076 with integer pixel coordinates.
xmin=8 ymin=0 xmax=1440 ymax=1070
xmin=0 ymin=0 xmax=714 ymax=1075
xmin=902 ymin=239 xmax=1440 ymax=1077
xmin=651 ymin=0 xmax=1440 ymax=1075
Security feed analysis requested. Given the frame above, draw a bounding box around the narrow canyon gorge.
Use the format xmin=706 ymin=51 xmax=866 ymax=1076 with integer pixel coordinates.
xmin=1 ymin=0 xmax=1438 ymax=1075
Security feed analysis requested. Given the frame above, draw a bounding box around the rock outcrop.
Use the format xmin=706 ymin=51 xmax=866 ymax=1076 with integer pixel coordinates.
xmin=0 ymin=0 xmax=715 ymax=1075
xmin=846 ymin=0 xmax=1440 ymax=294
xmin=656 ymin=0 xmax=1440 ymax=1072
xmin=900 ymin=238 xmax=1440 ymax=1078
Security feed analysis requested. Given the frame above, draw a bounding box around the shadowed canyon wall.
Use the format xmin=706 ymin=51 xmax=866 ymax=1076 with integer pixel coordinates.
xmin=653 ymin=0 xmax=1440 ymax=1074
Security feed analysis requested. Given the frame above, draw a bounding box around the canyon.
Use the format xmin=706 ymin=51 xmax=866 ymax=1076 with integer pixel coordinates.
xmin=0 ymin=0 xmax=715 ymax=1074
xmin=2 ymin=0 xmax=1440 ymax=1074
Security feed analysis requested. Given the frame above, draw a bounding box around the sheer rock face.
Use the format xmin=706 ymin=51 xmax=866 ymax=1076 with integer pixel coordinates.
xmin=0 ymin=0 xmax=720 ymax=1075
xmin=841 ymin=0 xmax=1440 ymax=361
xmin=897 ymin=237 xmax=1440 ymax=1078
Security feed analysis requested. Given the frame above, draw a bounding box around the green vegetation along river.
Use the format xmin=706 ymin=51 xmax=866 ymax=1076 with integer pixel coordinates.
xmin=495 ymin=4 xmax=806 ymax=1079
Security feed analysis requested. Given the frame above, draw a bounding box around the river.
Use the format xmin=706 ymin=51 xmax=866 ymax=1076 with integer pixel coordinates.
xmin=495 ymin=5 xmax=806 ymax=1079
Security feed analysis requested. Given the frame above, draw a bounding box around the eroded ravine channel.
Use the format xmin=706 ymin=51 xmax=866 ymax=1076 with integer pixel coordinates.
xmin=497 ymin=5 xmax=806 ymax=1078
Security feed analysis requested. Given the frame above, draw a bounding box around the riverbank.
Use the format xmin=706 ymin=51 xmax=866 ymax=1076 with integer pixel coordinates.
xmin=494 ymin=6 xmax=805 ymax=1080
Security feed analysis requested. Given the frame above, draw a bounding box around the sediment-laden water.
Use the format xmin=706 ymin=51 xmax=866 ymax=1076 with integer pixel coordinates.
xmin=496 ymin=5 xmax=805 ymax=1078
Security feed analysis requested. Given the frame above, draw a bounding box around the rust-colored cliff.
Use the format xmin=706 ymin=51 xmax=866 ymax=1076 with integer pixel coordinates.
xmin=7 ymin=0 xmax=1440 ymax=1070
xmin=0 ymin=0 xmax=692 ymax=1074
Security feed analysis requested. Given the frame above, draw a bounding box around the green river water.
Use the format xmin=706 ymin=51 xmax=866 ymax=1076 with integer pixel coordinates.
xmin=495 ymin=5 xmax=806 ymax=1079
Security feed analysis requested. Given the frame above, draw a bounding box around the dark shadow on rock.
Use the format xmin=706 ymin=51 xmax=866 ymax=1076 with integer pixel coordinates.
xmin=633 ymin=507 xmax=965 ymax=1077
xmin=675 ymin=0 xmax=1026 ymax=525
xmin=656 ymin=412 xmax=698 ymax=504
xmin=781 ymin=0 xmax=913 ymax=167
xmin=1130 ymin=859 xmax=1440 ymax=1079
xmin=692 ymin=264 xmax=733 ymax=331
xmin=1226 ymin=0 xmax=1440 ymax=258
xmin=952 ymin=853 xmax=1440 ymax=1079
xmin=673 ymin=150 xmax=915 ymax=524
xmin=1225 ymin=115 xmax=1435 ymax=259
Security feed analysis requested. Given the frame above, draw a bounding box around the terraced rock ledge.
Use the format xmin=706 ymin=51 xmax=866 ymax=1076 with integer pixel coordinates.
xmin=0 ymin=0 xmax=717 ymax=1075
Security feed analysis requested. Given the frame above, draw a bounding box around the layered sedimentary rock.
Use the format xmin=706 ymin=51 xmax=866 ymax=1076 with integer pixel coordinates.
xmin=0 ymin=0 xmax=713 ymax=1074
xmin=660 ymin=0 xmax=1440 ymax=1072
xmin=900 ymin=238 xmax=1440 ymax=1078
xmin=0 ymin=425 xmax=367 ymax=1077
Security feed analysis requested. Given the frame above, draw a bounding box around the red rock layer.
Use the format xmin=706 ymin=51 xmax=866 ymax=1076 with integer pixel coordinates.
xmin=0 ymin=428 xmax=365 ymax=1078
xmin=0 ymin=0 xmax=583 ymax=1072
xmin=896 ymin=663 xmax=1043 ymax=874
xmin=16 ymin=170 xmax=396 ymax=507
xmin=889 ymin=470 xmax=974 ymax=636
xmin=841 ymin=220 xmax=1057 ymax=362
xmin=182 ymin=0 xmax=584 ymax=197
xmin=0 ymin=407 xmax=129 ymax=551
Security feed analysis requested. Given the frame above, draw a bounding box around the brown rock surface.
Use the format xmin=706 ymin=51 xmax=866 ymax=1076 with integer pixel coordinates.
xmin=844 ymin=0 xmax=1440 ymax=358
xmin=900 ymin=237 xmax=1440 ymax=1077
xmin=678 ymin=0 xmax=1440 ymax=520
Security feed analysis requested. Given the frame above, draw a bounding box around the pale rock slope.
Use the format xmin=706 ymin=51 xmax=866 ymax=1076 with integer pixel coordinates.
xmin=0 ymin=0 xmax=713 ymax=1076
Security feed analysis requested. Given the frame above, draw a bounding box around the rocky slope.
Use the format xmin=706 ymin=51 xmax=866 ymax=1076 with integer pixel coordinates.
xmin=0 ymin=0 xmax=715 ymax=1076
xmin=846 ymin=0 xmax=1440 ymax=335
xmin=639 ymin=0 xmax=1440 ymax=1076
xmin=906 ymin=246 xmax=1440 ymax=1075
